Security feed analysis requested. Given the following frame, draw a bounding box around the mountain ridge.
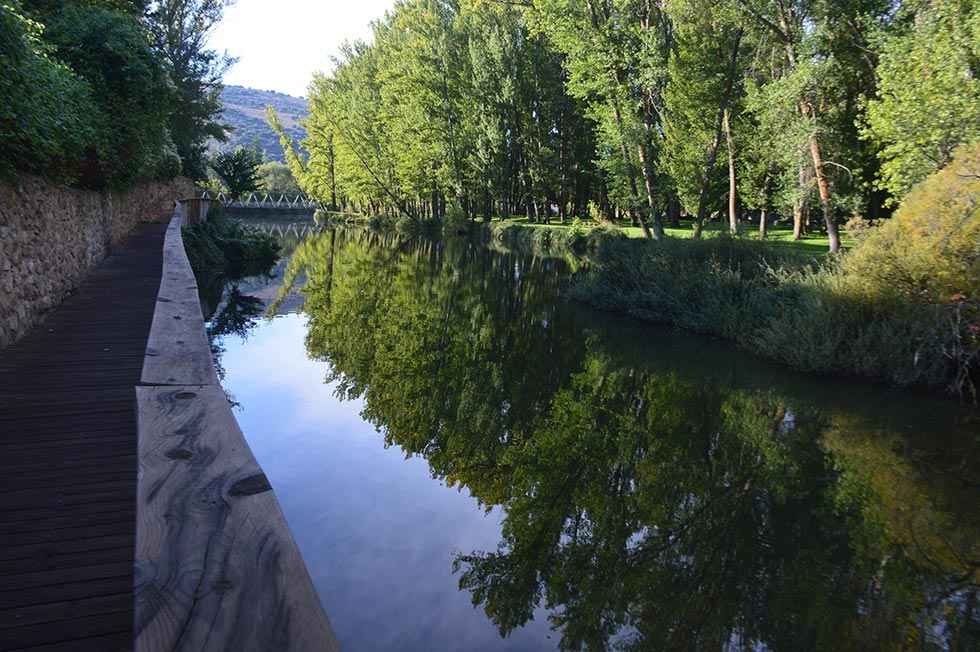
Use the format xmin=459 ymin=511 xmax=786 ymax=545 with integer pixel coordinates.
xmin=219 ymin=84 xmax=308 ymax=161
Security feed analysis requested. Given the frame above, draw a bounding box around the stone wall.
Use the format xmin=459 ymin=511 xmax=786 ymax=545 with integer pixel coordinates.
xmin=0 ymin=174 xmax=196 ymax=349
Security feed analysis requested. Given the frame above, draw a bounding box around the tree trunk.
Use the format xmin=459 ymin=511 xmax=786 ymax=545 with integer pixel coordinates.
xmin=758 ymin=207 xmax=768 ymax=239
xmin=668 ymin=194 xmax=681 ymax=227
xmin=611 ymin=104 xmax=652 ymax=238
xmin=636 ymin=143 xmax=666 ymax=239
xmin=806 ymin=131 xmax=841 ymax=252
xmin=693 ymin=29 xmax=743 ymax=239
xmin=782 ymin=32 xmax=839 ymax=253
xmin=724 ymin=108 xmax=738 ymax=234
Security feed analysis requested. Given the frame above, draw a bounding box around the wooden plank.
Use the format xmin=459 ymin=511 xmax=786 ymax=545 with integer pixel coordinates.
xmin=0 ymin=221 xmax=166 ymax=648
xmin=135 ymin=385 xmax=339 ymax=652
xmin=0 ymin=577 xmax=133 ymax=611
xmin=5 ymin=631 xmax=133 ymax=652
xmin=0 ymin=545 xmax=133 ymax=575
xmin=1 ymin=535 xmax=134 ymax=563
xmin=140 ymin=216 xmax=217 ymax=386
xmin=0 ymin=593 xmax=131 ymax=629
xmin=0 ymin=611 xmax=132 ymax=650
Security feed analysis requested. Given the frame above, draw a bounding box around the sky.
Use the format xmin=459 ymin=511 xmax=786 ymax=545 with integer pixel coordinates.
xmin=209 ymin=0 xmax=395 ymax=98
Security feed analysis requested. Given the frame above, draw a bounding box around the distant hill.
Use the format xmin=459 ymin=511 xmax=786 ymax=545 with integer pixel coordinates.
xmin=219 ymin=85 xmax=308 ymax=161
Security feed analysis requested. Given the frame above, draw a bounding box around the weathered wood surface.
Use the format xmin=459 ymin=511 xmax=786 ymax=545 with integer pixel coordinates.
xmin=134 ymin=386 xmax=337 ymax=651
xmin=134 ymin=212 xmax=338 ymax=651
xmin=140 ymin=214 xmax=217 ymax=386
xmin=0 ymin=223 xmax=167 ymax=651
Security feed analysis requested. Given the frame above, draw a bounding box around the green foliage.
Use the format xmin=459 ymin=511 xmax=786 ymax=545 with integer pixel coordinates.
xmin=863 ymin=0 xmax=980 ymax=200
xmin=147 ymin=0 xmax=234 ymax=180
xmin=843 ymin=142 xmax=980 ymax=305
xmin=0 ymin=1 xmax=95 ymax=180
xmin=182 ymin=215 xmax=281 ymax=277
xmin=44 ymin=3 xmax=175 ymax=186
xmin=257 ymin=160 xmax=301 ymax=195
xmin=210 ymin=145 xmax=263 ymax=199
xmin=574 ymin=226 xmax=976 ymax=395
xmin=2 ymin=0 xmax=232 ymax=187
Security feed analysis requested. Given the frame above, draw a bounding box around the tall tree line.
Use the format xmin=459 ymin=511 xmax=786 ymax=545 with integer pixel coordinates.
xmin=277 ymin=0 xmax=978 ymax=253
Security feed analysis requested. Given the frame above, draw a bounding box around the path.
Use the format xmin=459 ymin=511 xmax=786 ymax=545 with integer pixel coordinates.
xmin=0 ymin=222 xmax=167 ymax=651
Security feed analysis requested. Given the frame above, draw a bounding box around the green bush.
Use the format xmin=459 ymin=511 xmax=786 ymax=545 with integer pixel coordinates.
xmin=573 ymin=201 xmax=977 ymax=397
xmin=843 ymin=141 xmax=980 ymax=305
xmin=0 ymin=2 xmax=95 ymax=180
xmin=183 ymin=217 xmax=281 ymax=278
xmin=45 ymin=4 xmax=176 ymax=187
xmin=1 ymin=2 xmax=180 ymax=186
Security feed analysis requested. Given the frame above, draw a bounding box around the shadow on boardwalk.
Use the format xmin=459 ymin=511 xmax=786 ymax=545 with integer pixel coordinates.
xmin=0 ymin=222 xmax=166 ymax=652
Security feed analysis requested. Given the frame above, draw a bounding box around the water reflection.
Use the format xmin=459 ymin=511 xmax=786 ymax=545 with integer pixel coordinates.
xmin=219 ymin=223 xmax=980 ymax=651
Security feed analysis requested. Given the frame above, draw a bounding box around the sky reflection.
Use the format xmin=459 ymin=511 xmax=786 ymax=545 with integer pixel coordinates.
xmin=219 ymin=313 xmax=557 ymax=651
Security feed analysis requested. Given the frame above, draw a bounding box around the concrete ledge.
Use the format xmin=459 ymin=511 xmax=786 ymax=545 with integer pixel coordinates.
xmin=135 ymin=212 xmax=339 ymax=651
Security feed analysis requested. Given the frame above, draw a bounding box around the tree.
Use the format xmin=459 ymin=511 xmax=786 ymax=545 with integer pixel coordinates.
xmin=257 ymin=160 xmax=301 ymax=195
xmin=147 ymin=0 xmax=235 ymax=180
xmin=44 ymin=3 xmax=177 ymax=187
xmin=210 ymin=145 xmax=262 ymax=199
xmin=863 ymin=0 xmax=980 ymax=201
xmin=661 ymin=0 xmax=746 ymax=237
xmin=0 ymin=0 xmax=96 ymax=181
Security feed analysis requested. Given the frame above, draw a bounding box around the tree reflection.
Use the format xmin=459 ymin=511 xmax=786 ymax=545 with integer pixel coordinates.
xmin=290 ymin=228 xmax=979 ymax=651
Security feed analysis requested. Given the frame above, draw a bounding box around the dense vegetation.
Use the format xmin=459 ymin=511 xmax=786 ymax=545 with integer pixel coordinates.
xmin=273 ymin=0 xmax=979 ymax=252
xmin=183 ymin=209 xmax=280 ymax=276
xmin=267 ymin=0 xmax=978 ymax=396
xmin=572 ymin=147 xmax=979 ymax=395
xmin=269 ymin=228 xmax=979 ymax=650
xmin=219 ymin=85 xmax=307 ymax=161
xmin=0 ymin=0 xmax=232 ymax=187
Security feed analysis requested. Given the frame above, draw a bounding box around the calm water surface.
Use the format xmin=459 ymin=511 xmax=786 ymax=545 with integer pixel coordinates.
xmin=205 ymin=217 xmax=979 ymax=651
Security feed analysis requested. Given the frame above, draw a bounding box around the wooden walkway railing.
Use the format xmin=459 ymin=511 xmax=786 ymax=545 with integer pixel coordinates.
xmin=133 ymin=212 xmax=338 ymax=651
xmin=0 ymin=210 xmax=338 ymax=651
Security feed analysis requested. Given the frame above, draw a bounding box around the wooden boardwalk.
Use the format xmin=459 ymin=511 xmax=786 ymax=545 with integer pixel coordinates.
xmin=0 ymin=223 xmax=167 ymax=652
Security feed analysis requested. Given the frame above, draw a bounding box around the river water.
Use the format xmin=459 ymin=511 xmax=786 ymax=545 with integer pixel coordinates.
xmin=205 ymin=216 xmax=979 ymax=651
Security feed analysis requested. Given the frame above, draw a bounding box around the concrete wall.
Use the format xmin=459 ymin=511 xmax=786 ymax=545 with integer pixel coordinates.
xmin=0 ymin=174 xmax=196 ymax=349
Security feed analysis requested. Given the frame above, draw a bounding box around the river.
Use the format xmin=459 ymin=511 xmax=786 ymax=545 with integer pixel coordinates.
xmin=203 ymin=216 xmax=979 ymax=651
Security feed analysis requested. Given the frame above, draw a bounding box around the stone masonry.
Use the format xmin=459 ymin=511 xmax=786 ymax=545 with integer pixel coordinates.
xmin=0 ymin=174 xmax=195 ymax=349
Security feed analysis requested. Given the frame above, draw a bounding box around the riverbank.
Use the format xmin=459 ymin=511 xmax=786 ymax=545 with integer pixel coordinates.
xmin=490 ymin=216 xmax=850 ymax=258
xmin=569 ymin=234 xmax=973 ymax=396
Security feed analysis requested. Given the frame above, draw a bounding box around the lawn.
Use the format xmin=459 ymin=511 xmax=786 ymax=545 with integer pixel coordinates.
xmin=490 ymin=216 xmax=850 ymax=257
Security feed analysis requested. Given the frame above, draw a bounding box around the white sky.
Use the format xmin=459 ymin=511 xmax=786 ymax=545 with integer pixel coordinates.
xmin=210 ymin=0 xmax=396 ymax=98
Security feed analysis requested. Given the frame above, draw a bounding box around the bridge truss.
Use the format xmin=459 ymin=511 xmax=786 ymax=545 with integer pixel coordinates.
xmin=199 ymin=190 xmax=322 ymax=211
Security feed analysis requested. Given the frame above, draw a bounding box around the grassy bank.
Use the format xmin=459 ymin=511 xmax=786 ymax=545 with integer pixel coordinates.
xmin=491 ymin=217 xmax=851 ymax=258
xmin=570 ymin=235 xmax=973 ymax=394
xmin=484 ymin=148 xmax=979 ymax=399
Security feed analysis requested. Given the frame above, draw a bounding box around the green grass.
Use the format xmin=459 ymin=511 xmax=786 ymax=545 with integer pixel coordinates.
xmin=487 ymin=216 xmax=851 ymax=258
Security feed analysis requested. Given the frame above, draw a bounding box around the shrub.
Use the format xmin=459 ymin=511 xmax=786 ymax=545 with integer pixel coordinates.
xmin=573 ymin=205 xmax=977 ymax=397
xmin=843 ymin=141 xmax=980 ymax=305
xmin=183 ymin=216 xmax=281 ymax=278
xmin=44 ymin=4 xmax=176 ymax=187
xmin=0 ymin=2 xmax=95 ymax=180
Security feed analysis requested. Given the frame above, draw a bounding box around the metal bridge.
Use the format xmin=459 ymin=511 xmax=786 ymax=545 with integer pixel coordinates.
xmin=199 ymin=190 xmax=322 ymax=211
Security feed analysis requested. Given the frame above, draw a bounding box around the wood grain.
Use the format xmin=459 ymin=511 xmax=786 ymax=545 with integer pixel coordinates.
xmin=140 ymin=215 xmax=218 ymax=386
xmin=134 ymin=386 xmax=338 ymax=651
xmin=134 ymin=212 xmax=338 ymax=651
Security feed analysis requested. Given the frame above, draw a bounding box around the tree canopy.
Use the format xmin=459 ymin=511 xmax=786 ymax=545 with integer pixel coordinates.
xmin=0 ymin=0 xmax=234 ymax=186
xmin=272 ymin=0 xmax=979 ymax=253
